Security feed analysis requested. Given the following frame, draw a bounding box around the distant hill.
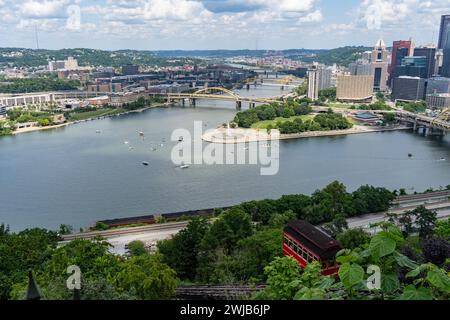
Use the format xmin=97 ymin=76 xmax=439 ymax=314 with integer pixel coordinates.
xmin=0 ymin=47 xmax=372 ymax=68
xmin=296 ymin=46 xmax=372 ymax=66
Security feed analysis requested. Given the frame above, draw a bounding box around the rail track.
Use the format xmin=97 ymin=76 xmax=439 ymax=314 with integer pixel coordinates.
xmin=176 ymin=285 xmax=267 ymax=300
xmin=61 ymin=221 xmax=189 ymax=241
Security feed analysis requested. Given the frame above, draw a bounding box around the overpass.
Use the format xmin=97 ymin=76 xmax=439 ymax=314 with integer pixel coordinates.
xmin=166 ymin=87 xmax=282 ymax=110
xmin=393 ymin=108 xmax=450 ymax=135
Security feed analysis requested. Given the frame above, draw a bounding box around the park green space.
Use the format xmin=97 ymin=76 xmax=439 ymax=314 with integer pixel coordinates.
xmin=251 ymin=115 xmax=314 ymax=129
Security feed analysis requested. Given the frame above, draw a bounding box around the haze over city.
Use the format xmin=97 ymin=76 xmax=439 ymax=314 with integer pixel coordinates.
xmin=1 ymin=0 xmax=450 ymax=50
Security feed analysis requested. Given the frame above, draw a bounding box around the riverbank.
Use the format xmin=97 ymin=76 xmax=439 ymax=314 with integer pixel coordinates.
xmin=202 ymin=125 xmax=411 ymax=144
xmin=12 ymin=103 xmax=167 ymax=135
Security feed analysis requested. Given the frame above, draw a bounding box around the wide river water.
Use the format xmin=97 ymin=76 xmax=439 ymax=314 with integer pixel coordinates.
xmin=1 ymin=83 xmax=450 ymax=231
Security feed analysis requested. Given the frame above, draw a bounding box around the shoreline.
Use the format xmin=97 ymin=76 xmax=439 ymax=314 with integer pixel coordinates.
xmin=202 ymin=125 xmax=412 ymax=144
xmin=11 ymin=103 xmax=167 ymax=135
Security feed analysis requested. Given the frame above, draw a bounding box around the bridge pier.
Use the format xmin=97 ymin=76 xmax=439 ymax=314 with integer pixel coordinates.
xmin=249 ymin=102 xmax=256 ymax=109
xmin=236 ymin=101 xmax=242 ymax=111
xmin=246 ymin=83 xmax=250 ymax=90
xmin=181 ymin=99 xmax=185 ymax=107
xmin=427 ymin=127 xmax=445 ymax=137
xmin=190 ymin=98 xmax=196 ymax=107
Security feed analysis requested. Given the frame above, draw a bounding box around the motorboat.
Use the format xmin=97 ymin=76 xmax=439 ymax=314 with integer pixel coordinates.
xmin=180 ymin=162 xmax=190 ymax=169
xmin=142 ymin=161 xmax=149 ymax=166
xmin=408 ymin=153 xmax=413 ymax=158
xmin=178 ymin=137 xmax=184 ymax=142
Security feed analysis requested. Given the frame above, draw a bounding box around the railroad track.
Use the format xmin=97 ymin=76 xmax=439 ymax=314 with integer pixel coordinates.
xmin=176 ymin=285 xmax=267 ymax=300
xmin=394 ymin=190 xmax=450 ymax=203
xmin=61 ymin=221 xmax=189 ymax=241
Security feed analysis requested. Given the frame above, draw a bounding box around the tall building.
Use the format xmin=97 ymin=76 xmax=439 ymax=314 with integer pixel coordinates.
xmin=391 ymin=76 xmax=426 ymax=101
xmin=413 ymin=46 xmax=436 ymax=78
xmin=307 ymin=66 xmax=319 ymax=100
xmin=394 ymin=56 xmax=428 ymax=78
xmin=307 ymin=66 xmax=333 ymax=100
xmin=390 ymin=40 xmax=414 ymax=84
xmin=336 ymin=75 xmax=374 ymax=102
xmin=426 ymin=77 xmax=450 ymax=95
xmin=349 ymin=61 xmax=372 ymax=76
xmin=122 ymin=64 xmax=139 ymax=76
xmin=319 ymin=67 xmax=332 ymax=91
xmin=48 ymin=60 xmax=65 ymax=71
xmin=426 ymin=93 xmax=450 ymax=109
xmin=64 ymin=57 xmax=78 ymax=71
xmin=371 ymin=39 xmax=389 ymax=92
xmin=438 ymin=15 xmax=450 ymax=77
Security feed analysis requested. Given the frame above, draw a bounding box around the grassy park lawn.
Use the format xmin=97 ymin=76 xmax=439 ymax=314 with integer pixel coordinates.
xmin=251 ymin=115 xmax=314 ymax=129
xmin=68 ymin=108 xmax=126 ymax=121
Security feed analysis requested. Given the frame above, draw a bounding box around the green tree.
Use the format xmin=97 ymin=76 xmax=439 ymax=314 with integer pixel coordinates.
xmin=158 ymin=217 xmax=209 ymax=280
xmin=259 ymin=257 xmax=301 ymax=299
xmin=337 ymin=228 xmax=371 ymax=250
xmin=116 ymin=254 xmax=178 ymax=300
xmin=127 ymin=240 xmax=147 ymax=256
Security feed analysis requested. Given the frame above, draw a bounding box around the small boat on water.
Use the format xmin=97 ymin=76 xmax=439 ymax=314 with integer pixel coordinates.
xmin=124 ymin=141 xmax=129 ymax=145
xmin=179 ymin=162 xmax=190 ymax=169
xmin=178 ymin=137 xmax=184 ymax=142
xmin=96 ymin=130 xmax=101 ymax=134
xmin=439 ymin=157 xmax=446 ymax=161
xmin=142 ymin=161 xmax=149 ymax=166
xmin=408 ymin=153 xmax=413 ymax=158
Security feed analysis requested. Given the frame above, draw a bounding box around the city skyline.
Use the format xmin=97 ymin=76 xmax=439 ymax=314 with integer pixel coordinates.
xmin=0 ymin=0 xmax=450 ymax=50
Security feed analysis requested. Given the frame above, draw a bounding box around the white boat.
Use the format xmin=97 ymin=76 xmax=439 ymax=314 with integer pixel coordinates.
xmin=142 ymin=161 xmax=149 ymax=166
xmin=178 ymin=136 xmax=184 ymax=142
xmin=124 ymin=141 xmax=129 ymax=145
xmin=180 ymin=162 xmax=190 ymax=169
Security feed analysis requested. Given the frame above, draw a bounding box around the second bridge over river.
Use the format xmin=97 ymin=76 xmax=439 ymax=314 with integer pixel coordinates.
xmin=166 ymin=87 xmax=283 ymax=110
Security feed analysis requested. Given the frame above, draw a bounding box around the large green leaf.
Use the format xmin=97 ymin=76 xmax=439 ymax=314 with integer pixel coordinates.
xmin=381 ymin=273 xmax=400 ymax=293
xmin=400 ymin=285 xmax=433 ymax=300
xmin=368 ymin=234 xmax=396 ymax=261
xmin=427 ymin=270 xmax=450 ymax=293
xmin=395 ymin=253 xmax=419 ymax=270
xmin=339 ymin=263 xmax=364 ymax=289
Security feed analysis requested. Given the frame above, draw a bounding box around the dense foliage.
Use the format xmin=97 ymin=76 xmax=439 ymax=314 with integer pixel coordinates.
xmin=0 ymin=227 xmax=178 ymax=300
xmin=396 ymin=101 xmax=427 ymax=114
xmin=2 ymin=182 xmax=446 ymax=301
xmin=0 ymin=76 xmax=80 ymax=93
xmin=157 ymin=182 xmax=394 ymax=285
xmin=0 ymin=48 xmax=201 ymax=68
xmin=298 ymin=46 xmax=372 ymax=66
xmin=257 ymin=222 xmax=450 ymax=300
xmin=233 ymin=99 xmax=312 ymax=128
xmin=234 ymin=101 xmax=352 ymax=134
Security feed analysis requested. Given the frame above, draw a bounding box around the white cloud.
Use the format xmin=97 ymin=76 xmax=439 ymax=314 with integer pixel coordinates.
xmin=20 ymin=0 xmax=69 ymax=18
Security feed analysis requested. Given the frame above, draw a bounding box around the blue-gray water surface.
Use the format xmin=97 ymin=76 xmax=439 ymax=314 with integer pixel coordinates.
xmin=1 ymin=85 xmax=450 ymax=231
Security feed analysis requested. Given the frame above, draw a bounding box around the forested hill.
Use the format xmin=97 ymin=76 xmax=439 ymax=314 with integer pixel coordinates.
xmin=0 ymin=48 xmax=201 ymax=68
xmin=294 ymin=46 xmax=373 ymax=66
xmin=0 ymin=46 xmax=373 ymax=68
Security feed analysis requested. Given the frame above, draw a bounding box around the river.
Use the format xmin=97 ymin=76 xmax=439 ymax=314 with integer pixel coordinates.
xmin=1 ymin=82 xmax=450 ymax=231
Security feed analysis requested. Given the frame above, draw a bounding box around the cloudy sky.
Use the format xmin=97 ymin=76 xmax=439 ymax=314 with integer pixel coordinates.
xmin=0 ymin=0 xmax=449 ymax=50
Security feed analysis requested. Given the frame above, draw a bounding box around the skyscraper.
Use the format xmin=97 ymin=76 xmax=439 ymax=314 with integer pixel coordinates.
xmin=413 ymin=46 xmax=436 ymax=78
xmin=389 ymin=40 xmax=414 ymax=84
xmin=438 ymin=15 xmax=450 ymax=77
xmin=307 ymin=66 xmax=319 ymax=100
xmin=371 ymin=39 xmax=389 ymax=92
